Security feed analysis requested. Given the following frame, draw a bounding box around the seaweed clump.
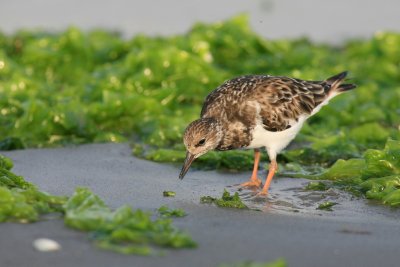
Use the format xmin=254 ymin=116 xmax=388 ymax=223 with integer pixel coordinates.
xmin=0 ymin=155 xmax=196 ymax=255
xmin=201 ymin=189 xmax=247 ymax=209
xmin=317 ymin=202 xmax=338 ymax=211
xmin=0 ymin=155 xmax=66 ymax=223
xmin=64 ymin=188 xmax=195 ymax=255
xmin=1 ymin=15 xmax=399 ymax=173
xmin=219 ymin=258 xmax=287 ymax=267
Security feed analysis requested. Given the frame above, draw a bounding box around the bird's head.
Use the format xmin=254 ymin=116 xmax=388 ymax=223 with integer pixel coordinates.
xmin=179 ymin=117 xmax=222 ymax=179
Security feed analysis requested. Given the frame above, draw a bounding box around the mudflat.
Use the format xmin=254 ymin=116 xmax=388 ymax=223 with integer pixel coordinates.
xmin=1 ymin=143 xmax=400 ymax=267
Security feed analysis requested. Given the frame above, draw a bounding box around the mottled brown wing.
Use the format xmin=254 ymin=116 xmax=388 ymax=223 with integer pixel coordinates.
xmin=254 ymin=77 xmax=330 ymax=132
xmin=200 ymin=75 xmax=264 ymax=118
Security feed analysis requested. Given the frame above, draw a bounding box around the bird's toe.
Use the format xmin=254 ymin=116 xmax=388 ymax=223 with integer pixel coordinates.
xmin=239 ymin=178 xmax=262 ymax=189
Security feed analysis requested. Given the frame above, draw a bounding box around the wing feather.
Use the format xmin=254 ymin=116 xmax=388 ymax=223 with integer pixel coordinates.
xmin=253 ymin=77 xmax=330 ymax=132
xmin=201 ymin=75 xmax=333 ymax=132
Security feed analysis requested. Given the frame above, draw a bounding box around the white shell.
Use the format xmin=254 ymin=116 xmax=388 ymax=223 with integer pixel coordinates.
xmin=33 ymin=238 xmax=61 ymax=252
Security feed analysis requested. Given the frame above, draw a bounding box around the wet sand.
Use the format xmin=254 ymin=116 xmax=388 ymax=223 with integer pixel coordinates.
xmin=2 ymin=143 xmax=400 ymax=267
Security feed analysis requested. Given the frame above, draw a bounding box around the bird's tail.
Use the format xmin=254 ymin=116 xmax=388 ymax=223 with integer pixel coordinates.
xmin=326 ymin=71 xmax=357 ymax=93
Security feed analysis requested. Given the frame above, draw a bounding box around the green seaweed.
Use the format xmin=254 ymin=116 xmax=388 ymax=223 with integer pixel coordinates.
xmin=317 ymin=201 xmax=338 ymax=211
xmin=0 ymin=155 xmax=67 ymax=223
xmin=140 ymin=147 xmax=255 ymax=171
xmin=0 ymin=137 xmax=25 ymax=151
xmin=163 ymin=191 xmax=176 ymax=197
xmin=0 ymin=15 xmax=399 ymax=172
xmin=219 ymin=258 xmax=287 ymax=267
xmin=305 ymin=181 xmax=328 ymax=191
xmin=200 ymin=195 xmax=217 ymax=204
xmin=201 ymin=189 xmax=247 ymax=209
xmin=157 ymin=205 xmax=186 ymax=217
xmin=0 ymin=155 xmax=196 ymax=254
xmin=310 ymin=140 xmax=400 ymax=206
xmin=0 ymin=154 xmax=13 ymax=170
xmin=64 ymin=188 xmax=196 ymax=254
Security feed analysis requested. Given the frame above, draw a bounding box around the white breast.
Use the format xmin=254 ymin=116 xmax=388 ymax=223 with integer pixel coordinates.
xmin=247 ymin=116 xmax=307 ymax=160
xmin=245 ymin=93 xmax=338 ymax=160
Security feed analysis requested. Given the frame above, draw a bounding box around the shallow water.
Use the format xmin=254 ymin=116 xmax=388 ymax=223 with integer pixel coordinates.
xmin=228 ymin=177 xmax=400 ymax=223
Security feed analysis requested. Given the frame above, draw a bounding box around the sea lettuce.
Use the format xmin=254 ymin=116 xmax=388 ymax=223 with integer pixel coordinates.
xmin=0 ymin=155 xmax=196 ymax=254
xmin=201 ymin=189 xmax=248 ymax=209
xmin=64 ymin=188 xmax=196 ymax=254
xmin=0 ymin=155 xmax=66 ymax=222
xmin=309 ymin=140 xmax=400 ymax=206
xmin=0 ymin=15 xmax=399 ymax=171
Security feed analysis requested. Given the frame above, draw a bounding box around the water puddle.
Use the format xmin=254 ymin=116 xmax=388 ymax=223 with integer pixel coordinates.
xmin=228 ymin=177 xmax=400 ymax=222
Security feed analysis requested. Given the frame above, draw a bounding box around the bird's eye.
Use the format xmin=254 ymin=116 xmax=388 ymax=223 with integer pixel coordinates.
xmin=197 ymin=138 xmax=206 ymax=146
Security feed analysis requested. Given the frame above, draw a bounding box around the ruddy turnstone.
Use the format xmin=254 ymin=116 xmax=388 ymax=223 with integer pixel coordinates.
xmin=179 ymin=71 xmax=356 ymax=195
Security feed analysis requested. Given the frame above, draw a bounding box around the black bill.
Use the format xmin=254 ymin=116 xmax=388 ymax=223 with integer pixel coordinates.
xmin=179 ymin=152 xmax=195 ymax=179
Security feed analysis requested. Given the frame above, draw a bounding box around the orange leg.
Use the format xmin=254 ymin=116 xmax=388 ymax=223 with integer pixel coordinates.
xmin=257 ymin=160 xmax=278 ymax=196
xmin=240 ymin=149 xmax=262 ymax=188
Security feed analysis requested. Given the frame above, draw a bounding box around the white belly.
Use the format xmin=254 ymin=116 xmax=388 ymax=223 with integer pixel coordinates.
xmin=244 ymin=93 xmax=338 ymax=160
xmin=247 ymin=116 xmax=307 ymax=159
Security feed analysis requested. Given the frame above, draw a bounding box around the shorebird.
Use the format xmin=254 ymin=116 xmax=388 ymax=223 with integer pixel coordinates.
xmin=179 ymin=71 xmax=356 ymax=195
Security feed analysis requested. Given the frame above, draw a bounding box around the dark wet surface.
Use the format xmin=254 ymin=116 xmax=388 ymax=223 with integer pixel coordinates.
xmin=227 ymin=177 xmax=400 ymax=224
xmin=2 ymin=143 xmax=400 ymax=267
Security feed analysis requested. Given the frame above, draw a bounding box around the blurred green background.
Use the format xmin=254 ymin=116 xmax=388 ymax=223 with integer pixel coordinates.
xmin=0 ymin=15 xmax=399 ymax=160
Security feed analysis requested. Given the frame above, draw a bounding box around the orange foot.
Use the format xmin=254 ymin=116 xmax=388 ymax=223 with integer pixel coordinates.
xmin=240 ymin=178 xmax=262 ymax=188
xmin=255 ymin=189 xmax=269 ymax=197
